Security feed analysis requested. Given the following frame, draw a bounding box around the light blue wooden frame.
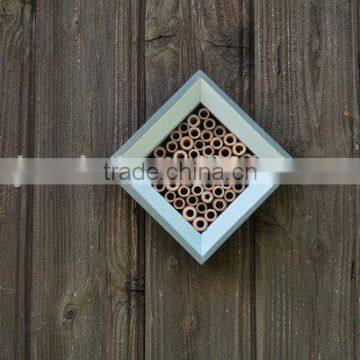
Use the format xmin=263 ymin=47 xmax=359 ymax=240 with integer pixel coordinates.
xmin=110 ymin=70 xmax=291 ymax=264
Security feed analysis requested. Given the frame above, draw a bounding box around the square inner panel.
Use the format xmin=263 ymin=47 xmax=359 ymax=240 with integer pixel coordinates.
xmin=150 ymin=104 xmax=254 ymax=233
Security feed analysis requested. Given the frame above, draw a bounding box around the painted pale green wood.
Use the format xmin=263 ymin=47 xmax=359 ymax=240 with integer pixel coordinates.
xmin=111 ymin=70 xmax=291 ymax=264
xmin=200 ymin=77 xmax=291 ymax=158
xmin=201 ymin=183 xmax=278 ymax=262
xmin=119 ymin=79 xmax=201 ymax=158
xmin=121 ymin=182 xmax=203 ymax=262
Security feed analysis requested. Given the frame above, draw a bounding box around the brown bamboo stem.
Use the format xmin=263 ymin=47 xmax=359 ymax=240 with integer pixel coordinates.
xmin=196 ymin=202 xmax=207 ymax=215
xmin=205 ymin=209 xmax=218 ymax=222
xmin=154 ymin=184 xmax=165 ymax=192
xmin=233 ymin=142 xmax=247 ymax=156
xmin=224 ymin=133 xmax=237 ymax=147
xmin=210 ymin=137 xmax=223 ymax=150
xmin=201 ymin=191 xmax=214 ymax=204
xmin=233 ymin=183 xmax=246 ymax=193
xmin=170 ymin=130 xmax=182 ymax=142
xmin=200 ymin=129 xmax=213 ymax=143
xmin=164 ymin=191 xmax=176 ymax=203
xmin=213 ymin=198 xmax=227 ymax=212
xmin=203 ymin=145 xmax=215 ymax=157
xmin=186 ymin=194 xmax=198 ymax=206
xmin=153 ymin=146 xmax=166 ymax=158
xmin=194 ymin=139 xmax=205 ymax=150
xmin=173 ymin=150 xmax=188 ymax=159
xmin=165 ymin=183 xmax=180 ymax=192
xmin=173 ymin=197 xmax=186 ymax=210
xmin=182 ymin=206 xmax=197 ymax=221
xmin=203 ymin=183 xmax=215 ymax=191
xmin=187 ymin=114 xmax=201 ymax=127
xmin=180 ymin=136 xmax=194 ymax=151
xmin=191 ymin=185 xmax=203 ymax=196
xmin=189 ymin=149 xmax=200 ymax=158
xmin=198 ymin=108 xmax=210 ymax=119
xmin=219 ymin=146 xmax=232 ymax=157
xmin=189 ymin=126 xmax=201 ymax=139
xmin=166 ymin=140 xmax=178 ymax=154
xmin=193 ymin=216 xmax=208 ymax=232
xmin=221 ymin=182 xmax=231 ymax=189
xmin=214 ymin=125 xmax=226 ymax=138
xmin=178 ymin=185 xmax=191 ymax=198
xmin=203 ymin=118 xmax=216 ymax=130
xmin=178 ymin=122 xmax=189 ymax=134
xmin=212 ymin=185 xmax=225 ymax=198
xmin=224 ymin=189 xmax=236 ymax=202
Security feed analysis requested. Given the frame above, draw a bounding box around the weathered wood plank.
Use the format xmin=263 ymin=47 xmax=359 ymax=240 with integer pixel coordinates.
xmin=254 ymin=0 xmax=360 ymax=358
xmin=144 ymin=1 xmax=255 ymax=358
xmin=0 ymin=0 xmax=34 ymax=358
xmin=30 ymin=1 xmax=145 ymax=358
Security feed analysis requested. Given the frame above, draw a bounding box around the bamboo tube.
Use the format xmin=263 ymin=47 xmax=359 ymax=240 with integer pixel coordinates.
xmin=214 ymin=125 xmax=226 ymax=138
xmin=203 ymin=145 xmax=215 ymax=157
xmin=180 ymin=136 xmax=194 ymax=151
xmin=198 ymin=108 xmax=210 ymax=120
xmin=189 ymin=126 xmax=201 ymax=139
xmin=166 ymin=140 xmax=178 ymax=154
xmin=205 ymin=209 xmax=217 ymax=222
xmin=210 ymin=137 xmax=223 ymax=150
xmin=153 ymin=146 xmax=166 ymax=158
xmin=212 ymin=185 xmax=225 ymax=198
xmin=174 ymin=197 xmax=186 ymax=210
xmin=200 ymin=129 xmax=213 ymax=143
xmin=164 ymin=191 xmax=176 ymax=203
xmin=178 ymin=122 xmax=189 ymax=134
xmin=193 ymin=216 xmax=208 ymax=232
xmin=192 ymin=185 xmax=203 ymax=196
xmin=219 ymin=146 xmax=232 ymax=157
xmin=232 ymin=142 xmax=247 ymax=156
xmin=201 ymin=191 xmax=214 ymax=204
xmin=203 ymin=118 xmax=216 ymax=130
xmin=154 ymin=184 xmax=165 ymax=192
xmin=221 ymin=183 xmax=231 ymax=190
xmin=182 ymin=206 xmax=197 ymax=221
xmin=173 ymin=150 xmax=188 ymax=159
xmin=165 ymin=183 xmax=180 ymax=192
xmin=178 ymin=185 xmax=191 ymax=198
xmin=242 ymin=153 xmax=253 ymax=158
xmin=213 ymin=198 xmax=227 ymax=212
xmin=224 ymin=133 xmax=237 ymax=147
xmin=187 ymin=114 xmax=201 ymax=127
xmin=186 ymin=194 xmax=198 ymax=206
xmin=170 ymin=129 xmax=182 ymax=142
xmin=233 ymin=183 xmax=246 ymax=193
xmin=189 ymin=149 xmax=200 ymax=158
xmin=224 ymin=189 xmax=236 ymax=202
xmin=203 ymin=183 xmax=214 ymax=191
xmin=196 ymin=202 xmax=207 ymax=215
xmin=194 ymin=139 xmax=205 ymax=151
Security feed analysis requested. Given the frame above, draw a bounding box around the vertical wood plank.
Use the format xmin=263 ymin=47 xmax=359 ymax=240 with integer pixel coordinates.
xmin=144 ymin=1 xmax=255 ymax=358
xmin=30 ymin=1 xmax=145 ymax=358
xmin=254 ymin=0 xmax=360 ymax=358
xmin=0 ymin=0 xmax=34 ymax=358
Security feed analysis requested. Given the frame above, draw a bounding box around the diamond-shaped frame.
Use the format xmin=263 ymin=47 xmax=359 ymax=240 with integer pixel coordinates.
xmin=110 ymin=70 xmax=291 ymax=264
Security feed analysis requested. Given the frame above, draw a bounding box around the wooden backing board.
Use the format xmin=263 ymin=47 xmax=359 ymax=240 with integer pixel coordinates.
xmin=254 ymin=0 xmax=360 ymax=358
xmin=0 ymin=0 xmax=359 ymax=359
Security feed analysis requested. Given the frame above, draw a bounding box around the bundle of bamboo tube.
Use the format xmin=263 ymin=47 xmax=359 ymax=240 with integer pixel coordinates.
xmin=152 ymin=106 xmax=253 ymax=233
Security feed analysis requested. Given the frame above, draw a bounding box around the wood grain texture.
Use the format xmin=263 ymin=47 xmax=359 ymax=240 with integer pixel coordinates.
xmin=0 ymin=0 xmax=34 ymax=358
xmin=144 ymin=1 xmax=255 ymax=358
xmin=254 ymin=0 xmax=360 ymax=358
xmin=30 ymin=0 xmax=144 ymax=359
xmin=1 ymin=0 xmax=359 ymax=359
